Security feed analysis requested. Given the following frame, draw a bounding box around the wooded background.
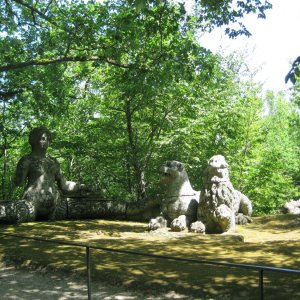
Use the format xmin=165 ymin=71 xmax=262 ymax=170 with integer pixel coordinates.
xmin=1 ymin=0 xmax=299 ymax=214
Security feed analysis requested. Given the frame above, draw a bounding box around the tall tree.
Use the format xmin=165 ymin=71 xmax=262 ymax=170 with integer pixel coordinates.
xmin=242 ymin=92 xmax=300 ymax=213
xmin=5 ymin=0 xmax=292 ymax=213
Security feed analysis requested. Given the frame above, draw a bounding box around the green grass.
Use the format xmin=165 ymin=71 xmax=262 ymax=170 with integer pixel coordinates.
xmin=0 ymin=214 xmax=299 ymax=299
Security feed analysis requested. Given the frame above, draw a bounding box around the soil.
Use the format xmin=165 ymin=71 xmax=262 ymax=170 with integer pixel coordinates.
xmin=0 ymin=214 xmax=299 ymax=300
xmin=0 ymin=264 xmax=197 ymax=300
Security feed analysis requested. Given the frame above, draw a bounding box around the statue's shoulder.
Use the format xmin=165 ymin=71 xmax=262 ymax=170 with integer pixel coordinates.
xmin=14 ymin=155 xmax=33 ymax=175
xmin=17 ymin=154 xmax=31 ymax=165
xmin=47 ymin=155 xmax=60 ymax=166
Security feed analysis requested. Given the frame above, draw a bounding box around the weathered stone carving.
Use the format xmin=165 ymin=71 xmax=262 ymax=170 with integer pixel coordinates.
xmin=0 ymin=127 xmax=89 ymax=223
xmin=189 ymin=221 xmax=206 ymax=233
xmin=0 ymin=124 xmax=159 ymax=224
xmin=234 ymin=191 xmax=253 ymax=225
xmin=194 ymin=155 xmax=252 ymax=233
xmin=148 ymin=161 xmax=200 ymax=231
xmin=0 ymin=132 xmax=253 ymax=233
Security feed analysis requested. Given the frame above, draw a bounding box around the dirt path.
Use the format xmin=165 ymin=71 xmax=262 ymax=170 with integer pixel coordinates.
xmin=0 ymin=265 xmax=191 ymax=300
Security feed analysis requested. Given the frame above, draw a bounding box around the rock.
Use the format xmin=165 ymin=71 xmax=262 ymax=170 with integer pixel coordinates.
xmin=170 ymin=215 xmax=187 ymax=232
xmin=148 ymin=216 xmax=167 ymax=231
xmin=190 ymin=221 xmax=206 ymax=233
xmin=281 ymin=199 xmax=300 ymax=214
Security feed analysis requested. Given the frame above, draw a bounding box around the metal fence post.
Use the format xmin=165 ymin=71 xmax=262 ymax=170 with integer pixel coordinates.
xmin=86 ymin=246 xmax=91 ymax=300
xmin=259 ymin=269 xmax=264 ymax=300
xmin=0 ymin=232 xmax=299 ymax=300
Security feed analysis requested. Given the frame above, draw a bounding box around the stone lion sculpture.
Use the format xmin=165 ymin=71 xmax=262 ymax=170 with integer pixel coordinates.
xmin=148 ymin=161 xmax=200 ymax=232
xmin=194 ymin=155 xmax=252 ymax=234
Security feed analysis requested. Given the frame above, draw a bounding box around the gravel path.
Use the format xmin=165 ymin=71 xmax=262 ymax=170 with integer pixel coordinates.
xmin=0 ymin=265 xmax=190 ymax=300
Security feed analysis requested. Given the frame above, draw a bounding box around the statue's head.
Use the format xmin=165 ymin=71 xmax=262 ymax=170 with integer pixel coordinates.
xmin=160 ymin=160 xmax=187 ymax=184
xmin=206 ymin=155 xmax=230 ymax=183
xmin=207 ymin=155 xmax=228 ymax=169
xmin=29 ymin=127 xmax=52 ymax=150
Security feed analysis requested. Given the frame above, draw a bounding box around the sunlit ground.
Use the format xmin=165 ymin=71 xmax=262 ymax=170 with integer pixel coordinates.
xmin=0 ymin=214 xmax=299 ymax=299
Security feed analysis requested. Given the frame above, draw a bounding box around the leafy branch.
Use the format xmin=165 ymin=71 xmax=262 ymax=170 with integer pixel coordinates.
xmin=11 ymin=0 xmax=58 ymax=27
xmin=0 ymin=56 xmax=132 ymax=72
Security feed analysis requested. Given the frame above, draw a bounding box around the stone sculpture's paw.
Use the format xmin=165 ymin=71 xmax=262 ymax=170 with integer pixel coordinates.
xmin=215 ymin=204 xmax=235 ymax=233
xmin=235 ymin=213 xmax=253 ymax=225
xmin=148 ymin=216 xmax=167 ymax=231
xmin=170 ymin=215 xmax=187 ymax=232
xmin=190 ymin=221 xmax=206 ymax=233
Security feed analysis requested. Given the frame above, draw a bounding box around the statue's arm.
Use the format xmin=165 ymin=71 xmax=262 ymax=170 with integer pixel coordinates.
xmin=58 ymin=175 xmax=84 ymax=192
xmin=53 ymin=158 xmax=86 ymax=193
xmin=14 ymin=156 xmax=29 ymax=187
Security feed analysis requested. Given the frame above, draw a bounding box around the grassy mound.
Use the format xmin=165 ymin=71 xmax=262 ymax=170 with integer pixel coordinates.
xmin=0 ymin=214 xmax=299 ymax=299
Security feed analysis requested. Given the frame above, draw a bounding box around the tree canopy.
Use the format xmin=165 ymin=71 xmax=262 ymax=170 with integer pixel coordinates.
xmin=1 ymin=0 xmax=299 ymax=214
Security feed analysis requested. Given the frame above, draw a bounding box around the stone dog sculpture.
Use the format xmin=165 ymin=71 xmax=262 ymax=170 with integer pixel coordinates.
xmin=0 ymin=127 xmax=88 ymax=223
xmin=148 ymin=161 xmax=200 ymax=231
xmin=194 ymin=155 xmax=252 ymax=233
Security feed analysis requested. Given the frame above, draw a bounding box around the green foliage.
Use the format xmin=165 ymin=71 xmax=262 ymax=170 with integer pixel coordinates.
xmin=194 ymin=0 xmax=272 ymax=38
xmin=235 ymin=92 xmax=300 ymax=214
xmin=285 ymin=56 xmax=300 ymax=85
xmin=0 ymin=0 xmax=298 ymax=215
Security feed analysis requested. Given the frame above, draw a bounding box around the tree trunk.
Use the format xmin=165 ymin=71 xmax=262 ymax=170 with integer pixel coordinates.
xmin=124 ymin=97 xmax=146 ymax=202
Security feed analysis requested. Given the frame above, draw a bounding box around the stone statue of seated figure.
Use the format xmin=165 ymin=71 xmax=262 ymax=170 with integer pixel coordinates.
xmin=0 ymin=127 xmax=88 ymax=223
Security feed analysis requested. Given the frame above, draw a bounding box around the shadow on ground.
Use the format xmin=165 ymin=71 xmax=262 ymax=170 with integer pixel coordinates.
xmin=0 ymin=214 xmax=299 ymax=300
